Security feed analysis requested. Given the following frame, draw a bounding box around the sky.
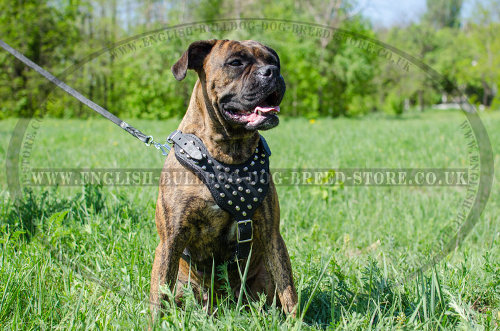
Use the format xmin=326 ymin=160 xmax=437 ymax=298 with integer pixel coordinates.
xmin=361 ymin=0 xmax=476 ymax=28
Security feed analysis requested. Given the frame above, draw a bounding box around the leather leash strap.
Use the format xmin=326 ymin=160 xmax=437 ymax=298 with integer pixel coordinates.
xmin=0 ymin=39 xmax=153 ymax=145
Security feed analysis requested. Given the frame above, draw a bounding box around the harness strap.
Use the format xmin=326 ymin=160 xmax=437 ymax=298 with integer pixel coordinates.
xmin=170 ymin=130 xmax=271 ymax=263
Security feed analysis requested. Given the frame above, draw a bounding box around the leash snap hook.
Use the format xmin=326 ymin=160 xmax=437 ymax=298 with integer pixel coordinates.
xmin=154 ymin=141 xmax=171 ymax=156
xmin=146 ymin=135 xmax=172 ymax=156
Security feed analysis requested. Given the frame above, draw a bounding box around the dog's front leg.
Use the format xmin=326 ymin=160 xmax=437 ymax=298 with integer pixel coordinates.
xmin=149 ymin=240 xmax=182 ymax=317
xmin=263 ymin=232 xmax=298 ymax=317
xmin=149 ymin=204 xmax=189 ymax=321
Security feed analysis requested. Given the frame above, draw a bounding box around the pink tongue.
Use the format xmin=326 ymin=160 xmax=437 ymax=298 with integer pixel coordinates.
xmin=255 ymin=106 xmax=280 ymax=113
xmin=246 ymin=105 xmax=280 ymax=124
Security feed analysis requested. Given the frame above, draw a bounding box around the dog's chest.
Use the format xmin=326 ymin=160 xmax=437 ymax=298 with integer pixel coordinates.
xmin=203 ymin=202 xmax=238 ymax=239
xmin=184 ymin=202 xmax=240 ymax=264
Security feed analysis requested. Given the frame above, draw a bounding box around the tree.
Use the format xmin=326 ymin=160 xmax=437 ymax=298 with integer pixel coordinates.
xmin=424 ymin=0 xmax=463 ymax=29
xmin=0 ymin=0 xmax=82 ymax=117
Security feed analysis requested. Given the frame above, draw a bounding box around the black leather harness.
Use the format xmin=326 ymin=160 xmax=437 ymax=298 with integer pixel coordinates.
xmin=168 ymin=130 xmax=272 ymax=263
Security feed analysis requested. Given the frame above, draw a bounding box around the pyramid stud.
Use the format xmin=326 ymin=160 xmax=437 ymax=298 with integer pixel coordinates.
xmin=209 ymin=174 xmax=214 ymax=178
xmin=217 ymin=165 xmax=222 ymax=170
xmin=251 ymin=181 xmax=256 ymax=185
xmin=258 ymin=188 xmax=263 ymax=192
xmin=260 ymin=160 xmax=265 ymax=164
xmin=255 ymin=148 xmax=259 ymax=153
xmin=225 ymin=184 xmax=230 ymax=189
xmin=228 ymin=178 xmax=233 ymax=183
xmin=228 ymin=200 xmax=233 ymax=205
xmin=208 ymin=160 xmax=213 ymax=164
xmin=236 ymin=178 xmax=242 ymax=183
xmin=220 ymin=193 xmax=225 ymax=197
xmin=235 ymin=206 xmax=240 ymax=211
xmin=247 ymin=205 xmax=252 ymax=209
xmin=232 ymin=191 xmax=237 ymax=195
xmin=260 ymin=179 xmax=265 ymax=183
xmin=243 ymin=167 xmax=248 ymax=171
xmin=225 ymin=167 xmax=230 ymax=172
xmin=253 ymin=197 xmax=258 ymax=202
xmin=261 ymin=169 xmax=265 ymax=173
xmin=250 ymin=161 xmax=255 ymax=166
xmin=261 ymin=154 xmax=266 ymax=158
xmin=240 ymin=197 xmax=245 ymax=202
xmin=253 ymin=171 xmax=257 ymax=175
xmin=254 ymin=155 xmax=258 ymax=160
xmin=238 ymin=186 xmax=243 ymax=191
xmin=214 ymin=183 xmax=220 ymax=188
xmin=245 ymin=189 xmax=250 ymax=194
xmin=202 ymin=165 xmax=206 ymax=170
xmin=242 ymin=211 xmax=247 ymax=216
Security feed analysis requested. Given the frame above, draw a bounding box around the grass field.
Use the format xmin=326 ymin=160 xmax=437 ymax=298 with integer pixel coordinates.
xmin=0 ymin=110 xmax=499 ymax=329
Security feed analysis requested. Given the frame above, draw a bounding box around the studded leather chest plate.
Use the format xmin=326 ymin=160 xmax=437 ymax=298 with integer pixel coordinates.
xmin=169 ymin=130 xmax=271 ymax=261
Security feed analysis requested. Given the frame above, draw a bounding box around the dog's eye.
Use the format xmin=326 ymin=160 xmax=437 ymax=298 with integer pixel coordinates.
xmin=228 ymin=59 xmax=243 ymax=67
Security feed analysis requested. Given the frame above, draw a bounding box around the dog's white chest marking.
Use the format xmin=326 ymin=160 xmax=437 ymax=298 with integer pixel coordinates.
xmin=207 ymin=203 xmax=237 ymax=241
xmin=227 ymin=221 xmax=237 ymax=241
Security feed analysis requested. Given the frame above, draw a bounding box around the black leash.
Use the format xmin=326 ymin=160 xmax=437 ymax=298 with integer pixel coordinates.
xmin=0 ymin=39 xmax=171 ymax=155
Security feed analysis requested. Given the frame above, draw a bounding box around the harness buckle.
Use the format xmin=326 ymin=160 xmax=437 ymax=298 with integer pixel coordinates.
xmin=236 ymin=219 xmax=253 ymax=243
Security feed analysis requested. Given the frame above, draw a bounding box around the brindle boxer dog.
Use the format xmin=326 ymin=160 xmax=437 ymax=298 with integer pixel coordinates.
xmin=150 ymin=39 xmax=298 ymax=320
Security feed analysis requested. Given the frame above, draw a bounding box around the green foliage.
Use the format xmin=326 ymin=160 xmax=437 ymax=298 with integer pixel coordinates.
xmin=424 ymin=0 xmax=464 ymax=29
xmin=384 ymin=90 xmax=404 ymax=115
xmin=0 ymin=0 xmax=81 ymax=117
xmin=1 ymin=0 xmax=500 ymax=118
xmin=3 ymin=185 xmax=146 ymax=240
xmin=347 ymin=94 xmax=376 ymax=116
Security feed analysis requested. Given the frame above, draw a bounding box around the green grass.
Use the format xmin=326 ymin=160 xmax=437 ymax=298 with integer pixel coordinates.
xmin=1 ymin=110 xmax=499 ymax=329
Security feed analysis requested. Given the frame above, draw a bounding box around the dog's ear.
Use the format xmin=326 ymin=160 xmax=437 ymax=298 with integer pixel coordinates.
xmin=171 ymin=40 xmax=218 ymax=81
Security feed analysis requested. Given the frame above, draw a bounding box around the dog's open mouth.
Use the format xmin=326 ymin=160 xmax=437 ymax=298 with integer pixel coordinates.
xmin=223 ymin=90 xmax=281 ymax=127
xmin=225 ymin=104 xmax=280 ymax=123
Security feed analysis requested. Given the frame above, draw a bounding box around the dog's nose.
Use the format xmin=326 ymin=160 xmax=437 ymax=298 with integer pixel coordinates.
xmin=256 ymin=65 xmax=278 ymax=79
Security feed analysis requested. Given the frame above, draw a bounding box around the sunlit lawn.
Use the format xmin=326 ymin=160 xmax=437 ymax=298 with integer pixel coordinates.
xmin=0 ymin=110 xmax=499 ymax=329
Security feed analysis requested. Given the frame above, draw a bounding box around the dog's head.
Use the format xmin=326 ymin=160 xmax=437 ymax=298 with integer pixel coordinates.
xmin=172 ymin=39 xmax=285 ymax=131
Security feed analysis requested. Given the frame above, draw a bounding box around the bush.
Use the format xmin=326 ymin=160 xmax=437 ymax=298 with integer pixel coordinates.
xmin=346 ymin=94 xmax=376 ymax=117
xmin=384 ymin=90 xmax=404 ymax=115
